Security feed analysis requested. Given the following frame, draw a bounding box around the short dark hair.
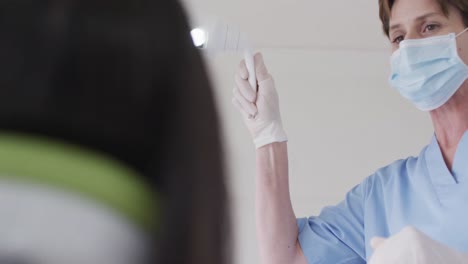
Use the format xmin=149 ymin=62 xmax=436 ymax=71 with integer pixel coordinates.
xmin=0 ymin=0 xmax=228 ymax=263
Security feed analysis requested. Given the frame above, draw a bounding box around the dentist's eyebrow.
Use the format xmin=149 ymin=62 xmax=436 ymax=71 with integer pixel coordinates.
xmin=414 ymin=12 xmax=443 ymax=21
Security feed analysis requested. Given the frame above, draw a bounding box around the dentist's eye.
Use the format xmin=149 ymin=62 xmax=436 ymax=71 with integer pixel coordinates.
xmin=392 ymin=36 xmax=404 ymax=44
xmin=423 ymin=24 xmax=440 ymax=33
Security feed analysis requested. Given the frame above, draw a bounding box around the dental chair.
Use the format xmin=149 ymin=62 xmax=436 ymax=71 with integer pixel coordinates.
xmin=0 ymin=133 xmax=155 ymax=264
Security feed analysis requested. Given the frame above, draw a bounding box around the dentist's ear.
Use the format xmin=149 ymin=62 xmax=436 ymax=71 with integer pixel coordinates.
xmin=370 ymin=237 xmax=386 ymax=250
xmin=456 ymin=27 xmax=468 ymax=66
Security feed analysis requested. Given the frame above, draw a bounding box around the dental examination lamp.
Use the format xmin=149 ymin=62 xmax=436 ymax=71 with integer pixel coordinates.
xmin=191 ymin=21 xmax=257 ymax=117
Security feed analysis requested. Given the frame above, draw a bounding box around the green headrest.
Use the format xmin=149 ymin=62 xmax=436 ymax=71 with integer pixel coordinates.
xmin=0 ymin=133 xmax=157 ymax=231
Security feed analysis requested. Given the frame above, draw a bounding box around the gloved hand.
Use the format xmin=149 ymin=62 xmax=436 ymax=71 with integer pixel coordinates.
xmin=232 ymin=53 xmax=287 ymax=148
xmin=369 ymin=226 xmax=468 ymax=264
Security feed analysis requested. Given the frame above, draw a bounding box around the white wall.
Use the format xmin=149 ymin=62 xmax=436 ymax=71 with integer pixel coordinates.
xmin=183 ymin=1 xmax=434 ymax=263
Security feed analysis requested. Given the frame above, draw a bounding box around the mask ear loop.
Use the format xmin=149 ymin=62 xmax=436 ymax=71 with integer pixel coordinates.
xmin=456 ymin=27 xmax=468 ymax=37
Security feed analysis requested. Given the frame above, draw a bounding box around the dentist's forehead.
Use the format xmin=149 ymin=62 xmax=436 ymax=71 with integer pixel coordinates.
xmin=389 ymin=0 xmax=445 ymax=28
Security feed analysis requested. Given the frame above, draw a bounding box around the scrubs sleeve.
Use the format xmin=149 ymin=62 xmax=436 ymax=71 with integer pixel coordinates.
xmin=297 ymin=181 xmax=367 ymax=264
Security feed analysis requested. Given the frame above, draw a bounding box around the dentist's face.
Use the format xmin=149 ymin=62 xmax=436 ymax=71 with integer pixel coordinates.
xmin=389 ymin=0 xmax=468 ymax=65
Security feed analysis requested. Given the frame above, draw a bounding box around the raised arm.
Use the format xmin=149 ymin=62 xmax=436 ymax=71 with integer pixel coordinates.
xmin=232 ymin=53 xmax=307 ymax=264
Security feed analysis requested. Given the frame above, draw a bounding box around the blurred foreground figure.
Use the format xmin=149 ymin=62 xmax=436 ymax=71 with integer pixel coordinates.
xmin=0 ymin=0 xmax=228 ymax=263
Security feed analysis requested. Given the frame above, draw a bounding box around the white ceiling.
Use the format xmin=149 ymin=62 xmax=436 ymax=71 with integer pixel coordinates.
xmin=182 ymin=0 xmax=391 ymax=51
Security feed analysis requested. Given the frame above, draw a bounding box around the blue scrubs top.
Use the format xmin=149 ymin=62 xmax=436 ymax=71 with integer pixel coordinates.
xmin=297 ymin=131 xmax=468 ymax=263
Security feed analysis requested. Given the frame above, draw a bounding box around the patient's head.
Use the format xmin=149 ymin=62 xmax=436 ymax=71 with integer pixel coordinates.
xmin=0 ymin=0 xmax=228 ymax=263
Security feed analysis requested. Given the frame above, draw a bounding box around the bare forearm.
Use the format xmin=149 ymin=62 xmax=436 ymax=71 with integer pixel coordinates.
xmin=256 ymin=142 xmax=305 ymax=264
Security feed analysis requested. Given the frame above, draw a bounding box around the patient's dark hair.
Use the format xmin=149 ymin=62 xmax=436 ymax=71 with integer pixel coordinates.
xmin=0 ymin=0 xmax=228 ymax=263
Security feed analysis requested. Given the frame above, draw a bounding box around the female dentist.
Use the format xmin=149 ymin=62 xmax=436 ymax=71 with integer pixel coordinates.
xmin=232 ymin=0 xmax=468 ymax=263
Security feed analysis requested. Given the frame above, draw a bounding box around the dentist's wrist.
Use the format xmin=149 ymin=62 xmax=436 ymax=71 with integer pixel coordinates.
xmin=253 ymin=121 xmax=288 ymax=148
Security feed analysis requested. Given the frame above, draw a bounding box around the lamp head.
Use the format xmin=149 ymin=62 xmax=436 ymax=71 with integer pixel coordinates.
xmin=191 ymin=20 xmax=251 ymax=54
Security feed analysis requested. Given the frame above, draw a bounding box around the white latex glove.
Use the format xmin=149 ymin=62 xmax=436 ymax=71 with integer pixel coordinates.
xmin=232 ymin=53 xmax=287 ymax=148
xmin=369 ymin=226 xmax=468 ymax=264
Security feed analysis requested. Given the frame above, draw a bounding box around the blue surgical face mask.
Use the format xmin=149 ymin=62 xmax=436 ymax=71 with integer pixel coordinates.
xmin=389 ymin=27 xmax=468 ymax=111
